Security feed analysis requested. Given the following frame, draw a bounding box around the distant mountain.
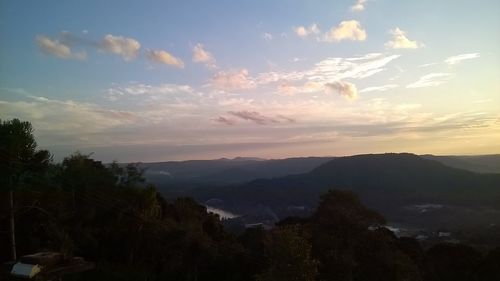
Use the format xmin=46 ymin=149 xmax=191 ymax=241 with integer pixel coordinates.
xmin=183 ymin=153 xmax=500 ymax=230
xmin=134 ymin=154 xmax=500 ymax=187
xmin=422 ymin=154 xmax=500 ymax=174
xmin=140 ymin=156 xmax=336 ymax=185
xmin=307 ymin=153 xmax=500 ymax=207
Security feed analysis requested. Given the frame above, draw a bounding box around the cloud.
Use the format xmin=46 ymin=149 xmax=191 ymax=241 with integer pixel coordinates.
xmin=210 ymin=69 xmax=256 ymax=91
xmin=293 ymin=23 xmax=320 ymax=38
xmin=324 ymin=20 xmax=366 ymax=42
xmin=36 ymin=35 xmax=86 ymax=60
xmin=445 ymin=53 xmax=480 ymax=65
xmin=359 ymin=84 xmax=399 ymax=93
xmin=192 ymin=43 xmax=216 ymax=68
xmin=351 ymin=0 xmax=367 ymax=11
xmin=291 ymin=57 xmax=306 ymax=62
xmin=4 ymin=85 xmax=498 ymax=162
xmin=385 ymin=28 xmax=422 ymax=49
xmin=106 ymin=83 xmax=195 ymax=101
xmin=213 ymin=116 xmax=236 ymax=126
xmin=262 ymin=32 xmax=273 ymax=40
xmin=324 ymin=81 xmax=358 ymax=99
xmin=406 ymin=73 xmax=453 ymax=88
xmin=0 ymin=96 xmax=138 ymax=137
xmin=147 ymin=49 xmax=184 ymax=68
xmin=100 ymin=34 xmax=141 ymax=61
xmin=257 ymin=53 xmax=400 ymax=85
xmin=277 ymin=81 xmax=323 ymax=95
xmin=226 ymin=111 xmax=296 ymax=125
xmin=276 ymin=115 xmax=296 ymax=123
xmin=418 ymin=62 xmax=438 ymax=68
xmin=228 ymin=111 xmax=276 ymax=125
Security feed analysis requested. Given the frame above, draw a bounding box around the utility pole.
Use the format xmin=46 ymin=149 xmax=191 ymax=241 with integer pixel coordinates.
xmin=9 ymin=190 xmax=17 ymax=261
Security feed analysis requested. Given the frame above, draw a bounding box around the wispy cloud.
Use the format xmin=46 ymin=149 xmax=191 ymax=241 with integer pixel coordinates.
xmin=0 ymin=96 xmax=138 ymax=138
xmin=351 ymin=0 xmax=367 ymax=11
xmin=293 ymin=23 xmax=320 ymax=38
xmin=192 ymin=43 xmax=216 ymax=68
xmin=106 ymin=83 xmax=195 ymax=101
xmin=100 ymin=34 xmax=141 ymax=61
xmin=473 ymin=99 xmax=493 ymax=104
xmin=323 ymin=20 xmax=366 ymax=42
xmin=262 ymin=32 xmax=273 ymax=40
xmin=385 ymin=28 xmax=423 ymax=49
xmin=210 ymin=69 xmax=256 ymax=91
xmin=277 ymin=81 xmax=323 ymax=95
xmin=228 ymin=111 xmax=277 ymax=125
xmin=418 ymin=62 xmax=438 ymax=68
xmin=257 ymin=53 xmax=400 ymax=85
xmin=291 ymin=57 xmax=306 ymax=63
xmin=406 ymin=73 xmax=453 ymax=88
xmin=226 ymin=111 xmax=295 ymax=125
xmin=360 ymin=84 xmax=399 ymax=93
xmin=445 ymin=53 xmax=480 ymax=65
xmin=213 ymin=116 xmax=236 ymax=126
xmin=147 ymin=49 xmax=184 ymax=68
xmin=36 ymin=35 xmax=86 ymax=60
xmin=3 ymin=88 xmax=498 ymax=161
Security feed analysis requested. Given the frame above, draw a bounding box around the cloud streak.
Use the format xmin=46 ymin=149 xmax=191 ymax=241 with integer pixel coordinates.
xmin=213 ymin=116 xmax=236 ymax=126
xmin=225 ymin=111 xmax=295 ymax=125
xmin=406 ymin=73 xmax=453 ymax=88
xmin=106 ymin=83 xmax=196 ymax=102
xmin=360 ymin=84 xmax=399 ymax=93
xmin=257 ymin=53 xmax=400 ymax=85
xmin=147 ymin=49 xmax=184 ymax=68
xmin=228 ymin=111 xmax=278 ymax=125
xmin=445 ymin=53 xmax=480 ymax=65
xmin=277 ymin=81 xmax=323 ymax=95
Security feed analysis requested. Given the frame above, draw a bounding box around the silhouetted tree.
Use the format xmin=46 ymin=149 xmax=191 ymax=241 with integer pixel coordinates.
xmin=257 ymin=225 xmax=317 ymax=281
xmin=0 ymin=119 xmax=51 ymax=261
xmin=425 ymin=243 xmax=482 ymax=281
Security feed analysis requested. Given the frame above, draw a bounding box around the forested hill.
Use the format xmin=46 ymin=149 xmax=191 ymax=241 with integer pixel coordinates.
xmin=422 ymin=154 xmax=500 ymax=174
xmin=308 ymin=153 xmax=500 ymax=206
xmin=185 ymin=153 xmax=500 ymax=229
xmin=139 ymin=156 xmax=336 ymax=185
xmin=139 ymin=154 xmax=500 ymax=187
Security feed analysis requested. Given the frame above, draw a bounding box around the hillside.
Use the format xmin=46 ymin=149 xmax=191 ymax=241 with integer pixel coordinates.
xmin=422 ymin=154 xmax=500 ymax=174
xmin=140 ymin=156 xmax=336 ymax=185
xmin=182 ymin=153 xmax=500 ymax=230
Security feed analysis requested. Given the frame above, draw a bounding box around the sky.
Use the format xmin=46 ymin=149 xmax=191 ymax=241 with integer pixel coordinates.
xmin=0 ymin=0 xmax=499 ymax=162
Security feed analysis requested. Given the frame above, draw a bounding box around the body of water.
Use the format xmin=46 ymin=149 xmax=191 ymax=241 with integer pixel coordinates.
xmin=206 ymin=206 xmax=239 ymax=219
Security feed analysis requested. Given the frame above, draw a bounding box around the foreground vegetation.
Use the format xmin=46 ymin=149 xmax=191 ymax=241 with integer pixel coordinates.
xmin=1 ymin=119 xmax=499 ymax=280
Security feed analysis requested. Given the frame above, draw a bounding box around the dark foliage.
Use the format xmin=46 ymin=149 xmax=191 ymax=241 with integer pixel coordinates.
xmin=1 ymin=119 xmax=500 ymax=280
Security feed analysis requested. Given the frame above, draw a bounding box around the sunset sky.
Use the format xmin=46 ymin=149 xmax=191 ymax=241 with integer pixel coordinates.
xmin=1 ymin=0 xmax=499 ymax=162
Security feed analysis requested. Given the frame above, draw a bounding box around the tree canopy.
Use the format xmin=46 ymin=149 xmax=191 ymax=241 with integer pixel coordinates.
xmin=1 ymin=119 xmax=499 ymax=280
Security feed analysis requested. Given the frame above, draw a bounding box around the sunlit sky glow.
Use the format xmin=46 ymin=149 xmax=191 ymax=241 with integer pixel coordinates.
xmin=1 ymin=0 xmax=499 ymax=162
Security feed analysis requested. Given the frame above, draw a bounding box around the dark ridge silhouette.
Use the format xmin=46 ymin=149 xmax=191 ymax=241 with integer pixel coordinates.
xmin=179 ymin=153 xmax=500 ymax=231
